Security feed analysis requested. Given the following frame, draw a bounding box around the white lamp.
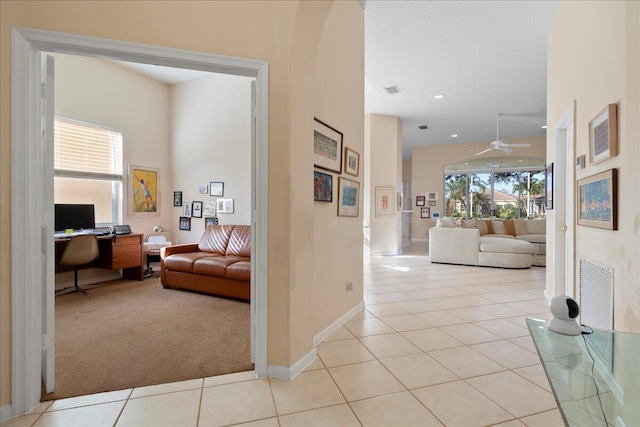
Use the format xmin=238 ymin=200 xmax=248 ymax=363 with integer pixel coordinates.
xmin=547 ymin=296 xmax=582 ymax=336
xmin=151 ymin=225 xmax=174 ymax=245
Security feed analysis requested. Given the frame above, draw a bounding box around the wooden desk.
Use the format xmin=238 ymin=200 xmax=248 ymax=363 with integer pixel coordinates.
xmin=55 ymin=233 xmax=144 ymax=281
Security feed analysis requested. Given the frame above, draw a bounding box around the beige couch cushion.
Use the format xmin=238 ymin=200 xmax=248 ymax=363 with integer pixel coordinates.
xmin=526 ymin=219 xmax=546 ymax=234
xmin=460 ymin=219 xmax=476 ymax=229
xmin=476 ymin=220 xmax=488 ymax=235
xmin=514 ymin=219 xmax=528 ymax=236
xmin=491 ymin=220 xmax=505 ymax=235
xmin=503 ymin=219 xmax=517 ymax=237
xmin=480 ymin=238 xmax=534 ymax=254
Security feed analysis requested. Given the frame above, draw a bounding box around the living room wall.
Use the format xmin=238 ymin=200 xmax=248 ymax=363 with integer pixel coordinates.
xmin=547 ymin=1 xmax=639 ymax=333
xmin=0 ymin=0 xmax=364 ymax=409
xmin=411 ymin=136 xmax=546 ymax=241
xmin=170 ymin=73 xmax=252 ymax=243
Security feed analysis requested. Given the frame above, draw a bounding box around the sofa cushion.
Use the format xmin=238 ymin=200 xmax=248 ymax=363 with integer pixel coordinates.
xmin=491 ymin=220 xmax=505 ymax=235
xmin=226 ymin=261 xmax=251 ymax=282
xmin=164 ymin=252 xmax=218 ymax=273
xmin=514 ymin=219 xmax=528 ymax=236
xmin=226 ymin=225 xmax=251 ymax=257
xmin=198 ymin=225 xmax=235 ymax=254
xmin=526 ymin=219 xmax=546 ymax=235
xmin=476 ymin=220 xmax=488 ymax=235
xmin=480 ymin=238 xmax=533 ymax=254
xmin=503 ymin=219 xmax=517 ymax=237
xmin=436 ymin=217 xmax=456 ymax=228
xmin=460 ymin=219 xmax=476 ymax=229
xmin=516 ymin=234 xmax=546 ymax=244
xmin=193 ymin=255 xmax=248 ymax=276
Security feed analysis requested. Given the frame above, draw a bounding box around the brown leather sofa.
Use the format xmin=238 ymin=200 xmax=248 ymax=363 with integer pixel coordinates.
xmin=160 ymin=224 xmax=250 ymax=301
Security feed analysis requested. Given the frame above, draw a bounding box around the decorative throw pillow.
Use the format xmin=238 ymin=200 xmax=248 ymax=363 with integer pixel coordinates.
xmin=503 ymin=219 xmax=517 ymax=237
xmin=460 ymin=219 xmax=476 ymax=229
xmin=483 ymin=220 xmax=494 ymax=234
xmin=437 ymin=217 xmax=456 ymax=228
xmin=491 ymin=220 xmax=505 ymax=235
xmin=476 ymin=220 xmax=488 ymax=235
xmin=513 ymin=218 xmax=528 ymax=236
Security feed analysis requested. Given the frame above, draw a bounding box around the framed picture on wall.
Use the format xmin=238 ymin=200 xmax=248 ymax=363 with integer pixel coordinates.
xmin=344 ymin=147 xmax=360 ymax=177
xmin=420 ymin=207 xmax=431 ymax=219
xmin=173 ymin=191 xmax=182 ymax=207
xmin=337 ymin=177 xmax=359 ymax=217
xmin=179 ymin=216 xmax=191 ymax=231
xmin=589 ymin=103 xmax=618 ymax=164
xmin=314 ymin=171 xmax=333 ymax=202
xmin=183 ymin=202 xmax=192 ymax=217
xmin=203 ymin=201 xmax=216 ymax=217
xmin=210 ymin=182 xmax=224 ymax=197
xmin=429 ymin=201 xmax=436 ymax=207
xmin=192 ymin=201 xmax=203 ymax=218
xmin=204 ymin=217 xmax=219 ymax=227
xmin=578 ymin=169 xmax=617 ymax=230
xmin=416 ymin=196 xmax=425 ymax=207
xmin=313 ymin=118 xmax=343 ymax=174
xmin=427 ymin=191 xmax=438 ymax=201
xmin=128 ymin=164 xmax=160 ymax=217
xmin=375 ymin=186 xmax=395 ymax=218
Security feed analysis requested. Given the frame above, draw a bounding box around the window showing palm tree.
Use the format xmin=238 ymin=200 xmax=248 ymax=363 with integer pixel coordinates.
xmin=444 ymin=174 xmax=467 ymax=217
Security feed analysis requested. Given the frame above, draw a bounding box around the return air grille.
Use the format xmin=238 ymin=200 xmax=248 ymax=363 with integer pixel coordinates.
xmin=579 ymin=256 xmax=613 ymax=330
xmin=384 ymin=85 xmax=400 ymax=94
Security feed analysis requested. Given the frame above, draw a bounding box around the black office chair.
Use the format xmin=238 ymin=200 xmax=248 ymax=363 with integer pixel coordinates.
xmin=56 ymin=234 xmax=101 ymax=296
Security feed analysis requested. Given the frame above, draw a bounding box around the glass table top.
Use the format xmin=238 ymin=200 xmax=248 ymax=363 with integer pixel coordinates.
xmin=526 ymin=318 xmax=640 ymax=427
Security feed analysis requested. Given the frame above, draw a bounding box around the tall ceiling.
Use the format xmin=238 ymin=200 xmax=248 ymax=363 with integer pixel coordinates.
xmin=364 ymin=0 xmax=559 ymax=158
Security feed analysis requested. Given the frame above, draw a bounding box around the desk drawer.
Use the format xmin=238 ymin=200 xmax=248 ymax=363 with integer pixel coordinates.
xmin=113 ymin=245 xmax=142 ymax=269
xmin=113 ymin=235 xmax=141 ymax=247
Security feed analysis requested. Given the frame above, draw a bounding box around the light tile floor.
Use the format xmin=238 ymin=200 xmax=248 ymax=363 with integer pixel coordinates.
xmin=3 ymin=246 xmax=564 ymax=427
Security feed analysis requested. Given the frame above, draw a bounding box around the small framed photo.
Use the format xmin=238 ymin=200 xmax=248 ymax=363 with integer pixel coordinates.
xmin=429 ymin=201 xmax=436 ymax=207
xmin=337 ymin=177 xmax=360 ymax=217
xmin=313 ymin=118 xmax=343 ymax=174
xmin=203 ymin=201 xmax=216 ymax=217
xmin=375 ymin=186 xmax=395 ymax=218
xmin=179 ymin=216 xmax=191 ymax=231
xmin=199 ymin=184 xmax=208 ymax=194
xmin=416 ymin=196 xmax=425 ymax=207
xmin=420 ymin=207 xmax=431 ymax=219
xmin=173 ymin=191 xmax=182 ymax=207
xmin=344 ymin=147 xmax=360 ymax=177
xmin=192 ymin=201 xmax=203 ymax=218
xmin=224 ymin=199 xmax=234 ymax=214
xmin=589 ymin=104 xmax=618 ymax=165
xmin=216 ymin=198 xmax=225 ymax=214
xmin=578 ymin=168 xmax=617 ymax=230
xmin=427 ymin=191 xmax=438 ymax=201
xmin=204 ymin=217 xmax=219 ymax=227
xmin=183 ymin=202 xmax=192 ymax=217
xmin=314 ymin=171 xmax=333 ymax=202
xmin=210 ymin=182 xmax=224 ymax=197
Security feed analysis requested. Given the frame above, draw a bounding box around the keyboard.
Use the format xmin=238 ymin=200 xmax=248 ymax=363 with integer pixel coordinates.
xmin=54 ymin=229 xmax=111 ymax=239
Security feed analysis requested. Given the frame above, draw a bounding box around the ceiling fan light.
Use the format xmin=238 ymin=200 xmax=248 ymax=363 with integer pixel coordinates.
xmin=434 ymin=94 xmax=445 ymax=99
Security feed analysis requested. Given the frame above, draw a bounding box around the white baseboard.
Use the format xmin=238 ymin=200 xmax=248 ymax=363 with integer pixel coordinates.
xmin=266 ymin=348 xmax=317 ymax=381
xmin=1 ymin=404 xmax=12 ymax=423
xmin=313 ymin=300 xmax=365 ymax=347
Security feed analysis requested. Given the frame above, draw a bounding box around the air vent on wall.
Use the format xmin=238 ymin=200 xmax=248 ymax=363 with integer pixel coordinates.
xmin=419 ymin=125 xmax=429 ymax=130
xmin=384 ymin=85 xmax=400 ymax=94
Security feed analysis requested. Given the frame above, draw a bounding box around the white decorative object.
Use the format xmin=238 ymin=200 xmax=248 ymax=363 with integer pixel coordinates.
xmin=547 ymin=296 xmax=582 ymax=336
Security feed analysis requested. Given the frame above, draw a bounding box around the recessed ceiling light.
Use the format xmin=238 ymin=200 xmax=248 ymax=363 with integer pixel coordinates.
xmin=434 ymin=94 xmax=445 ymax=99
xmin=541 ymin=125 xmax=547 ymax=129
xmin=451 ymin=134 xmax=458 ymax=138
xmin=518 ymin=160 xmax=524 ymax=163
xmin=464 ymin=162 xmax=469 ymax=165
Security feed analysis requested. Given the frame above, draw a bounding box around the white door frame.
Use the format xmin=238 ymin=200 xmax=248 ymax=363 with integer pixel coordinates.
xmin=10 ymin=27 xmax=269 ymax=417
xmin=552 ymin=101 xmax=576 ymax=298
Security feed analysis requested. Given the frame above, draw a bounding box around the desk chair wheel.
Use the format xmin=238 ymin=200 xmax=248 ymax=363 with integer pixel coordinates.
xmin=56 ymin=234 xmax=101 ymax=297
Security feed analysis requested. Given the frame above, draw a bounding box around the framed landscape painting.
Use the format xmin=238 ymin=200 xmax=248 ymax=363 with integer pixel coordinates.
xmin=578 ymin=169 xmax=617 ymax=230
xmin=337 ymin=177 xmax=359 ymax=217
xmin=313 ymin=118 xmax=343 ymax=174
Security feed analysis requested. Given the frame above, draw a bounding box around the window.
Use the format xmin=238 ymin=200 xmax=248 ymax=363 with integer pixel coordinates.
xmin=54 ymin=118 xmax=123 ymax=226
xmin=444 ymin=157 xmax=547 ymax=220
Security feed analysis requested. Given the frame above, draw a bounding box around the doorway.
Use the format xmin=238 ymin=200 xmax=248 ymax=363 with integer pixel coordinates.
xmin=11 ymin=27 xmax=268 ymax=416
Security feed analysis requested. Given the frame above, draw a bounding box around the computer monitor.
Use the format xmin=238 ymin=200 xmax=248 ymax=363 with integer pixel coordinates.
xmin=54 ymin=204 xmax=96 ymax=232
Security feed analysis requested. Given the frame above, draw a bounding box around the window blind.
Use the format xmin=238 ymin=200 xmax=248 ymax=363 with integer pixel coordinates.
xmin=54 ymin=118 xmax=123 ymax=180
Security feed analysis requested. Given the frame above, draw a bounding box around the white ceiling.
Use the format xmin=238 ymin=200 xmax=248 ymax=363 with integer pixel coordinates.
xmin=112 ymin=1 xmax=559 ymax=160
xmin=364 ymin=0 xmax=559 ymax=158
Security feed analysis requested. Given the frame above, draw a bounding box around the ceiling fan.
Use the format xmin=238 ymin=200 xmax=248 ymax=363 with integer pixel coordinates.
xmin=476 ymin=113 xmax=531 ymax=156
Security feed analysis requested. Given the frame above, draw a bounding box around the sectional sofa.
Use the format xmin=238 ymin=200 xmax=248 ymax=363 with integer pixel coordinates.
xmin=429 ymin=218 xmax=546 ymax=268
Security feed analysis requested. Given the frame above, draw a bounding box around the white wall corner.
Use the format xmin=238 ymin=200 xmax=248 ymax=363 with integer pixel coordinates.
xmin=1 ymin=404 xmax=12 ymax=423
xmin=266 ymin=348 xmax=317 ymax=381
xmin=544 ymin=289 xmax=553 ymax=303
xmin=313 ymin=300 xmax=365 ymax=347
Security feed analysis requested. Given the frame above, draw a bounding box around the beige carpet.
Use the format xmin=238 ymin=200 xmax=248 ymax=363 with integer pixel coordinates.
xmin=45 ymin=277 xmax=252 ymax=400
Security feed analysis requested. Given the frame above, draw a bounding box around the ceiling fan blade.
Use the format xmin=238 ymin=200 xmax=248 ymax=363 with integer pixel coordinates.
xmin=499 ymin=146 xmax=513 ymax=153
xmin=505 ymin=143 xmax=531 ymax=148
xmin=475 ymin=147 xmax=494 ymax=156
